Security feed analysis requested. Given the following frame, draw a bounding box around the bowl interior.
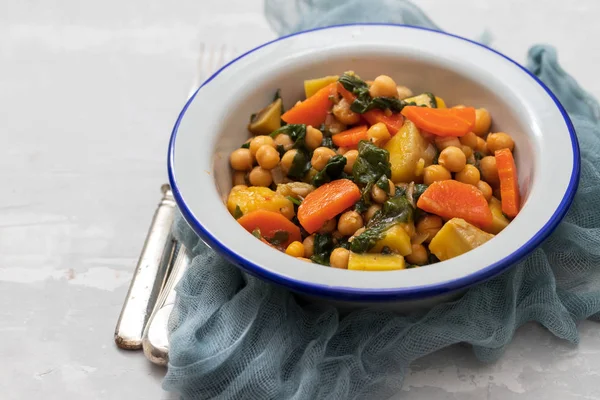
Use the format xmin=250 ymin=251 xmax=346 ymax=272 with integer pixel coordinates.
xmin=212 ymin=52 xmax=535 ymax=207
xmin=170 ymin=25 xmax=576 ymax=300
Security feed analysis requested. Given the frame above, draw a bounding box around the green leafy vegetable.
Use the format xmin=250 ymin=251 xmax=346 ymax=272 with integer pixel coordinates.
xmin=266 ymin=230 xmax=289 ymax=246
xmin=312 ymin=155 xmax=347 ymax=187
xmin=287 ymin=149 xmax=312 ymax=179
xmin=287 ymin=196 xmax=302 ymax=206
xmin=240 ymin=142 xmax=250 ymax=149
xmin=233 ymin=205 xmax=243 ymax=219
xmin=338 ymin=73 xmax=407 ymax=114
xmin=406 ymin=264 xmax=419 ymax=269
xmin=412 ymin=184 xmax=428 ymax=203
xmin=270 ymin=124 xmax=307 ymax=149
xmin=275 ymin=144 xmax=286 ymax=158
xmin=381 ymin=246 xmax=393 ymax=255
xmin=310 ymin=233 xmax=335 ymax=265
xmin=352 ymin=140 xmax=391 ymax=186
xmin=252 ymin=228 xmax=262 ymax=239
xmin=350 ymin=194 xmax=414 ymax=253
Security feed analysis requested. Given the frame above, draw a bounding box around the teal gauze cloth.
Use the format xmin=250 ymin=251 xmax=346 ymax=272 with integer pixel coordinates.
xmin=163 ymin=1 xmax=600 ymax=398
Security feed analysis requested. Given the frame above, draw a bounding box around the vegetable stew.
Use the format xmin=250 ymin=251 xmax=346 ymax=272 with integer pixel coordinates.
xmin=227 ymin=72 xmax=520 ymax=270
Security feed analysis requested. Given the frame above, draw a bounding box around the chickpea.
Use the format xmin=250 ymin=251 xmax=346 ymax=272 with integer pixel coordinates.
xmin=416 ymin=215 xmax=443 ymax=243
xmin=399 ymin=222 xmax=415 ymax=238
xmin=476 ymin=180 xmax=493 ymax=202
xmin=311 ymin=147 xmax=336 ymax=171
xmin=280 ymin=149 xmax=298 ymax=174
xmin=337 ymin=211 xmax=364 ymax=236
xmin=438 ymin=146 xmax=466 ymax=173
xmin=332 ymin=98 xmax=361 ymax=125
xmin=305 ymin=125 xmax=324 ymax=151
xmin=453 ymin=104 xmax=466 ymax=109
xmin=423 ymin=165 xmax=451 ymax=185
xmin=330 ymin=248 xmax=350 ymax=269
xmin=343 ymin=150 xmax=359 ymax=174
xmin=229 ymin=148 xmax=253 ymax=171
xmin=486 ymin=132 xmax=515 ymax=154
xmin=297 ymin=257 xmax=312 ymax=263
xmin=479 ymin=156 xmax=499 ymax=186
xmin=461 ymin=145 xmax=473 ymax=159
xmin=256 ymin=145 xmax=280 ymax=170
xmin=230 ymin=184 xmax=248 ymax=193
xmin=455 ymin=164 xmax=481 ymax=186
xmin=318 ymin=218 xmax=337 ymax=234
xmin=303 ymin=235 xmax=315 ymax=258
xmin=363 ymin=204 xmax=382 ymax=224
xmin=369 ymin=75 xmax=398 ymax=98
xmin=248 ymin=166 xmax=273 ymax=187
xmin=285 ymin=241 xmax=305 ymax=258
xmin=274 ymin=134 xmax=293 ymax=151
xmin=459 ymin=132 xmax=478 ymax=148
xmin=435 ymin=136 xmax=461 ymax=151
xmin=405 ymin=244 xmax=429 ymax=265
xmin=249 ymin=135 xmax=274 ymax=157
xmin=371 ymin=184 xmax=388 ymax=204
xmin=475 ymin=137 xmax=488 ymax=155
xmin=280 ymin=203 xmax=295 ymax=220
xmin=367 ymin=122 xmax=391 ymax=146
xmin=473 ymin=108 xmax=492 ymax=136
xmin=232 ymin=171 xmax=247 ymax=186
xmin=396 ymin=85 xmax=413 ymax=100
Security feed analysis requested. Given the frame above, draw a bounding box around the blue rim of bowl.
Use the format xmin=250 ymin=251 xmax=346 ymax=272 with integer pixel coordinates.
xmin=168 ymin=23 xmax=580 ymax=302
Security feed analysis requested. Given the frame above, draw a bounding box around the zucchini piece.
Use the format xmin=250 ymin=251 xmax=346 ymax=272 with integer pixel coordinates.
xmin=348 ymin=252 xmax=406 ymax=271
xmin=304 ymin=75 xmax=339 ymax=98
xmin=429 ymin=218 xmax=495 ymax=261
xmin=404 ymin=92 xmax=437 ymax=108
xmin=248 ymin=97 xmax=283 ymax=135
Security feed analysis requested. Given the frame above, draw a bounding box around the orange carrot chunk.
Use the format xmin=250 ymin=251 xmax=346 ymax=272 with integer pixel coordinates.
xmin=401 ymin=106 xmax=476 ymax=137
xmin=298 ymin=179 xmax=361 ymax=234
xmin=417 ymin=180 xmax=493 ymax=228
xmin=237 ymin=209 xmax=301 ymax=248
xmin=281 ymin=82 xmax=337 ymax=127
xmin=495 ymin=148 xmax=521 ymax=218
xmin=332 ymin=125 xmax=368 ymax=148
xmin=363 ymin=109 xmax=405 ymax=134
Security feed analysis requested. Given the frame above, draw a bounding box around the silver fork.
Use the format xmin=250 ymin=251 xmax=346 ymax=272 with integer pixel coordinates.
xmin=142 ymin=43 xmax=234 ymax=366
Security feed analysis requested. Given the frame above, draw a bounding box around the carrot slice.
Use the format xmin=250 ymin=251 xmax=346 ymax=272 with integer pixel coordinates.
xmin=401 ymin=106 xmax=476 ymax=137
xmin=417 ymin=180 xmax=493 ymax=227
xmin=298 ymin=179 xmax=361 ymax=234
xmin=281 ymin=82 xmax=337 ymax=127
xmin=495 ymin=148 xmax=520 ymax=218
xmin=332 ymin=125 xmax=368 ymax=148
xmin=363 ymin=110 xmax=404 ymax=134
xmin=337 ymin=82 xmax=357 ymax=103
xmin=237 ymin=209 xmax=301 ymax=248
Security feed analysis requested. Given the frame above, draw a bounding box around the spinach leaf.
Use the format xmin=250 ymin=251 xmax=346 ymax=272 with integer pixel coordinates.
xmin=233 ymin=205 xmax=243 ymax=219
xmin=412 ymin=184 xmax=428 ymax=203
xmin=381 ymin=246 xmax=393 ymax=255
xmin=252 ymin=228 xmax=262 ymax=239
xmin=266 ymin=230 xmax=289 ymax=246
xmin=287 ymin=149 xmax=312 ymax=179
xmin=354 ymin=184 xmax=372 ymax=213
xmin=428 ymin=253 xmax=440 ymax=265
xmin=338 ymin=73 xmax=407 ymax=114
xmin=240 ymin=142 xmax=250 ymax=149
xmin=270 ymin=124 xmax=307 ymax=150
xmin=312 ymin=155 xmax=347 ymax=187
xmin=310 ymin=233 xmax=335 ymax=265
xmin=273 ymin=88 xmax=286 ymax=125
xmin=286 ymin=196 xmax=302 ymax=206
xmin=275 ymin=144 xmax=286 ymax=158
xmin=352 ymin=140 xmax=391 ymax=186
xmin=350 ymin=194 xmax=414 ymax=253
xmin=406 ymin=263 xmax=419 ymax=269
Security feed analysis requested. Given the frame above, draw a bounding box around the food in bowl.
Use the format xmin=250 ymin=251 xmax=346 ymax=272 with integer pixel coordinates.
xmin=226 ymin=72 xmax=520 ymax=271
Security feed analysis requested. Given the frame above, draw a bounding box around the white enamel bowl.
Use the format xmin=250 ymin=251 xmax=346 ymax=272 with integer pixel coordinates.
xmin=168 ymin=24 xmax=579 ymax=308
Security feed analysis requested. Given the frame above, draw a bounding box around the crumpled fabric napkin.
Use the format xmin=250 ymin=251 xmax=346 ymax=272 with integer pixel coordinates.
xmin=163 ymin=1 xmax=600 ymax=399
